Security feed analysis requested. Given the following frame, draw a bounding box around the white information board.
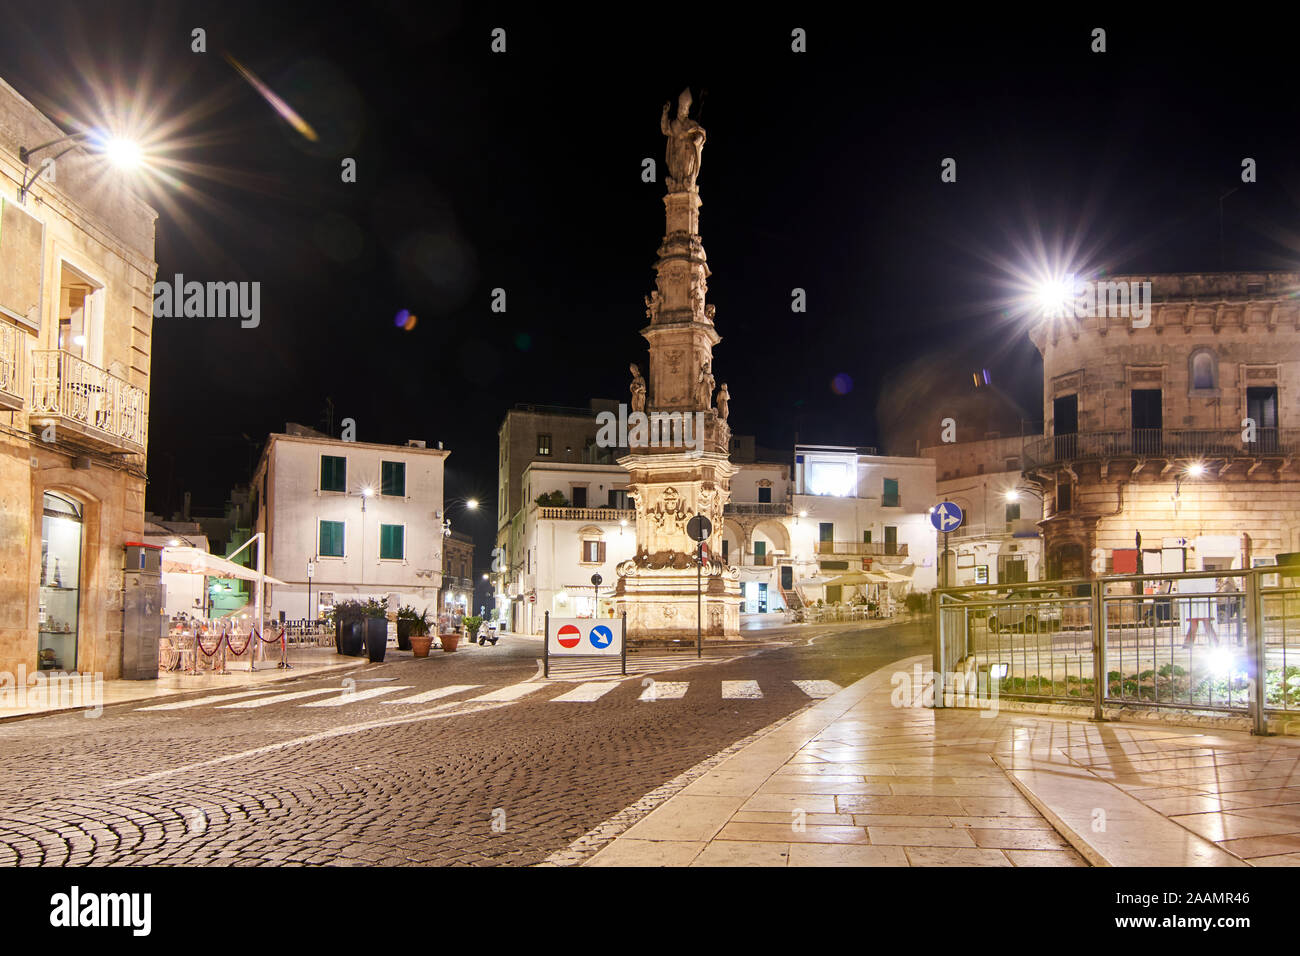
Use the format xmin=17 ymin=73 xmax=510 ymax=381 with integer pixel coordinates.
xmin=547 ymin=617 xmax=624 ymax=657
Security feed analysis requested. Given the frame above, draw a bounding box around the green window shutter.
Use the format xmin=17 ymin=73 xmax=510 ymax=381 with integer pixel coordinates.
xmin=381 ymin=461 xmax=405 ymax=497
xmin=380 ymin=524 xmax=404 ymax=560
xmin=319 ymin=520 xmax=345 ymax=557
xmin=882 ymin=478 xmax=900 ymax=507
xmin=321 ymin=455 xmax=346 ymax=492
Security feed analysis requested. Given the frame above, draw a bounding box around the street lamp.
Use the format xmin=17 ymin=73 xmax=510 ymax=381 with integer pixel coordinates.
xmin=17 ymin=129 xmax=145 ymax=201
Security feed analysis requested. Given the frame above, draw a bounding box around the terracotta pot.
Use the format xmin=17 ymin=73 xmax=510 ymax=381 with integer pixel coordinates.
xmin=440 ymin=632 xmax=460 ymax=652
xmin=409 ymin=635 xmax=432 ymax=658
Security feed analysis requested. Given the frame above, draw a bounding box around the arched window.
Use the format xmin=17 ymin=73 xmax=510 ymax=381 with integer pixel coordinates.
xmin=1189 ymin=349 xmax=1217 ymax=392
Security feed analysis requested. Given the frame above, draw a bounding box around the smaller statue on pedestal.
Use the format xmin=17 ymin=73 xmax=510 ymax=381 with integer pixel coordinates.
xmin=716 ymin=382 xmax=730 ymax=422
xmin=629 ymin=363 xmax=647 ymax=413
xmin=697 ymin=360 xmax=715 ymax=410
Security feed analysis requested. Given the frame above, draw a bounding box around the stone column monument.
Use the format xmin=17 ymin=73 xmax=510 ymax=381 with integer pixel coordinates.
xmin=613 ymin=88 xmax=741 ymax=641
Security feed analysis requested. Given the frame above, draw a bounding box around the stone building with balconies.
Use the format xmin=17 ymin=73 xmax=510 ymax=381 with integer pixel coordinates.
xmin=1026 ymin=271 xmax=1300 ymax=579
xmin=0 ymin=77 xmax=157 ymax=678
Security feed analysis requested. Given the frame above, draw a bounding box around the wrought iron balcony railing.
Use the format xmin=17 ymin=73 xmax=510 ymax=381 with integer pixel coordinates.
xmin=0 ymin=321 xmax=23 ymax=412
xmin=1023 ymin=427 xmax=1300 ymax=469
xmin=29 ymin=350 xmax=148 ymax=454
xmin=816 ymin=541 xmax=909 ymax=557
xmin=724 ymin=502 xmax=793 ymax=516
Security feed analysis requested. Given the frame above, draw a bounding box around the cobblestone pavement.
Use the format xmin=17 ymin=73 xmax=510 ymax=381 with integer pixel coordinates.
xmin=0 ymin=622 xmax=930 ymax=866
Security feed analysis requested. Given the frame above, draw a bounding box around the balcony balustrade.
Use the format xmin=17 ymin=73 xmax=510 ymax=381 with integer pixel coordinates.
xmin=29 ymin=349 xmax=147 ymax=454
xmin=0 ymin=321 xmax=22 ymax=412
xmin=1023 ymin=427 xmax=1300 ymax=469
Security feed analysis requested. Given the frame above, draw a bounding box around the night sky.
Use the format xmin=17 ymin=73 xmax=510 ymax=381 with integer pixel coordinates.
xmin=3 ymin=6 xmax=1300 ymax=572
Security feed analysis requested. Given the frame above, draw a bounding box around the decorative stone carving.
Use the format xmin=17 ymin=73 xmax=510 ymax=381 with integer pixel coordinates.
xmin=660 ymin=88 xmax=706 ymax=193
xmin=716 ymin=382 xmax=730 ymax=422
xmin=644 ymin=291 xmax=660 ymax=322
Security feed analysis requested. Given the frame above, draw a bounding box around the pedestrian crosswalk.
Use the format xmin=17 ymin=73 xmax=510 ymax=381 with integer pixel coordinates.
xmin=135 ymin=678 xmax=844 ymax=714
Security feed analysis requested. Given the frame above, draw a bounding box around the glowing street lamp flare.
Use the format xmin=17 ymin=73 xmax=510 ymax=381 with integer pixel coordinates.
xmin=102 ymin=135 xmax=143 ymax=169
xmin=223 ymin=53 xmax=319 ymax=143
xmin=466 ymin=499 xmax=479 ymax=510
xmin=1186 ymin=462 xmax=1206 ymax=477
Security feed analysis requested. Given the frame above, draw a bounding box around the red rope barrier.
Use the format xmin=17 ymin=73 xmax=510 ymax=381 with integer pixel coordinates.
xmin=194 ymin=627 xmax=224 ymax=658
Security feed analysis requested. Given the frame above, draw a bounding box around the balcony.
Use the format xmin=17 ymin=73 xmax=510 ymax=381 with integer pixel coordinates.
xmin=948 ymin=520 xmax=1041 ymax=540
xmin=0 ymin=321 xmax=22 ymax=412
xmin=724 ymin=502 xmax=793 ymax=516
xmin=816 ymin=542 xmax=908 ymax=557
xmin=1024 ymin=428 xmax=1300 ymax=469
xmin=536 ymin=506 xmax=635 ymax=522
xmin=29 ymin=350 xmax=147 ymax=454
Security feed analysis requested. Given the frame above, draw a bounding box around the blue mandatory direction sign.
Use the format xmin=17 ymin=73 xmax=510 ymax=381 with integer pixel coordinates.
xmin=930 ymin=501 xmax=964 ymax=533
xmin=589 ymin=624 xmax=614 ymax=649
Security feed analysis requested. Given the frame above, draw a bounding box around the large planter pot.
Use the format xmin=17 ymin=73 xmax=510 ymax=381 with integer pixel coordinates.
xmin=440 ymin=632 xmax=460 ymax=653
xmin=334 ymin=619 xmax=343 ymax=654
xmin=339 ymin=621 xmax=364 ymax=657
xmin=396 ymin=620 xmax=412 ymax=651
xmin=410 ymin=634 xmax=432 ymax=658
xmin=364 ymin=617 xmax=388 ymax=662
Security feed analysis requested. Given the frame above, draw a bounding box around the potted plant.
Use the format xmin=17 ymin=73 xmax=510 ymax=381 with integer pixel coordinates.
xmin=463 ymin=615 xmax=484 ymax=647
xmin=396 ymin=605 xmax=422 ymax=651
xmin=439 ymin=613 xmax=462 ymax=653
xmin=363 ymin=598 xmax=389 ymax=662
xmin=333 ymin=600 xmax=367 ymax=657
xmin=407 ymin=608 xmax=433 ymax=658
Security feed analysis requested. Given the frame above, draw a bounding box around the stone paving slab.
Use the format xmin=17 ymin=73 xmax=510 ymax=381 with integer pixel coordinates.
xmin=585 ymin=653 xmax=1300 ymax=867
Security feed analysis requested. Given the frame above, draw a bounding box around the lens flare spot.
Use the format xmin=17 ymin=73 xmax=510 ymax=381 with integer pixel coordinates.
xmin=394 ymin=309 xmax=410 ymax=328
xmin=514 ymin=332 xmax=532 ymax=351
xmin=831 ymin=373 xmax=854 ymax=395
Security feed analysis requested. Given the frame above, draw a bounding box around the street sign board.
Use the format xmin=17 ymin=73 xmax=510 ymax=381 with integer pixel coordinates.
xmin=686 ymin=514 xmax=712 ymax=542
xmin=929 ymin=501 xmax=964 ymax=533
xmin=547 ymin=617 xmax=624 ymax=657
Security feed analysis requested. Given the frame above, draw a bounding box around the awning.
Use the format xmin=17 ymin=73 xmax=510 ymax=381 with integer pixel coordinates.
xmin=161 ymin=546 xmax=287 ymax=586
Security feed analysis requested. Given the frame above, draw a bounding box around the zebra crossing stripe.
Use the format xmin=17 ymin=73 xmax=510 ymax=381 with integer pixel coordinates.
xmin=639 ymin=681 xmax=688 ymax=701
xmin=216 ymin=688 xmax=339 ymax=709
xmin=468 ymin=682 xmax=546 ymax=703
xmin=792 ymin=680 xmax=843 ymax=699
xmin=721 ymin=680 xmax=763 ymax=699
xmin=137 ymin=689 xmax=280 ymax=711
xmin=550 ymin=682 xmax=621 ymax=703
xmin=382 ymin=685 xmax=481 ymax=705
xmin=301 ymin=686 xmax=413 ymax=707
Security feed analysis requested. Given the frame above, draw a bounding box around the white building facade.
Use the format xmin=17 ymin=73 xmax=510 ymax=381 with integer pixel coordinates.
xmin=923 ymin=436 xmax=1044 ymax=587
xmin=719 ymin=447 xmax=938 ymax=616
xmin=509 ymin=462 xmax=636 ymax=635
xmin=252 ymin=426 xmax=449 ymax=621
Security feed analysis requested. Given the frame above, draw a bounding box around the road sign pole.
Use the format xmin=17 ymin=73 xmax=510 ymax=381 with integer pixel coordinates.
xmin=697 ymin=541 xmax=703 ymax=659
xmin=544 ymin=610 xmax=549 ymax=678
xmin=621 ymin=612 xmax=627 ymax=676
xmin=944 ymin=531 xmax=949 ymax=588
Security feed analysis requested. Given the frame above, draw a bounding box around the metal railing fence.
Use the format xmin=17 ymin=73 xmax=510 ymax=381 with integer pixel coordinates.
xmin=934 ymin=567 xmax=1300 ymax=734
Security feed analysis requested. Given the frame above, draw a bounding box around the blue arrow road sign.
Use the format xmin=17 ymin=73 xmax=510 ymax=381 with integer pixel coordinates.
xmin=930 ymin=501 xmax=964 ymax=533
xmin=589 ymin=624 xmax=614 ymax=649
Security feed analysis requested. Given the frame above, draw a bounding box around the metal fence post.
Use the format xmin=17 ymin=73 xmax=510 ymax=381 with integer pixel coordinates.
xmin=1246 ymin=571 xmax=1269 ymax=736
xmin=544 ymin=610 xmax=550 ymax=679
xmin=1091 ymin=582 xmax=1105 ymax=721
xmin=932 ymin=592 xmax=946 ymax=709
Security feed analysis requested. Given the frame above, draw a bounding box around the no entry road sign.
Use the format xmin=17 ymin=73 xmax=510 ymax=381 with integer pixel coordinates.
xmin=546 ymin=617 xmax=625 ymax=658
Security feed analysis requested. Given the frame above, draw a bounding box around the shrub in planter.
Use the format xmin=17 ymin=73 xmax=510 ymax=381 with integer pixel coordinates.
xmin=333 ymin=600 xmax=368 ymax=656
xmin=403 ymin=607 xmax=434 ymax=657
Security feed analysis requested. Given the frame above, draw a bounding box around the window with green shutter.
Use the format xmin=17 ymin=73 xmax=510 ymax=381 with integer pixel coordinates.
xmin=320 ymin=455 xmax=346 ymax=492
xmin=882 ymin=478 xmax=900 ymax=507
xmin=380 ymin=524 xmax=404 ymax=560
xmin=319 ymin=520 xmax=345 ymax=557
xmin=381 ymin=460 xmax=405 ymax=497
